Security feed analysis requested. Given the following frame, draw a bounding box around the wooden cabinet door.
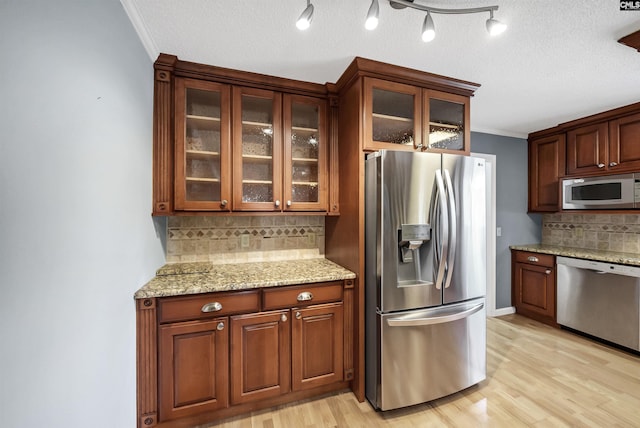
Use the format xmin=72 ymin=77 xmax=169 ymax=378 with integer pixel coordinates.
xmin=609 ymin=112 xmax=640 ymax=173
xmin=158 ymin=318 xmax=229 ymax=421
xmin=283 ymin=94 xmax=328 ymax=211
xmin=175 ymin=79 xmax=232 ymax=211
xmin=230 ymin=311 xmax=290 ymax=404
xmin=232 ymin=87 xmax=283 ymax=211
xmin=363 ymin=77 xmax=422 ymax=151
xmin=512 ymin=251 xmax=556 ymax=326
xmin=528 ymin=133 xmax=566 ymax=212
xmin=291 ymin=303 xmax=343 ymax=391
xmin=566 ymin=122 xmax=608 ymax=175
xmin=423 ymin=89 xmax=470 ymax=154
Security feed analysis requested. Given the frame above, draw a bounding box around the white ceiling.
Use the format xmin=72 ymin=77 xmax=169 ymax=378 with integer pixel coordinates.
xmin=122 ymin=0 xmax=640 ymax=138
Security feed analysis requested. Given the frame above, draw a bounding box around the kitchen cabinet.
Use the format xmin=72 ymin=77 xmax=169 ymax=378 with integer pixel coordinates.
xmin=136 ymin=279 xmax=353 ymax=427
xmin=528 ymin=131 xmax=566 ymax=213
xmin=153 ymin=54 xmax=333 ymax=215
xmin=511 ymin=250 xmax=556 ymax=327
xmin=232 ymin=90 xmax=328 ymax=212
xmin=174 ymin=78 xmax=232 ymax=211
xmin=363 ymin=77 xmax=471 ymax=154
xmin=230 ymin=311 xmax=290 ymax=404
xmin=566 ymin=112 xmax=640 ymax=176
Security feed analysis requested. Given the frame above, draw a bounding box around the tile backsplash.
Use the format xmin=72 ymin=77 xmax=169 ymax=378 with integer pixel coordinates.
xmin=166 ymin=215 xmax=325 ymax=263
xmin=542 ymin=213 xmax=640 ymax=253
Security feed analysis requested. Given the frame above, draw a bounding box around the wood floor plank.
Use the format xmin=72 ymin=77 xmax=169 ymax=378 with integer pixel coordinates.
xmin=199 ymin=314 xmax=640 ymax=427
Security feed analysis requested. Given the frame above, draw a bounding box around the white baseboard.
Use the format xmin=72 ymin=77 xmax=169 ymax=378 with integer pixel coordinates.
xmin=488 ymin=306 xmax=516 ymax=317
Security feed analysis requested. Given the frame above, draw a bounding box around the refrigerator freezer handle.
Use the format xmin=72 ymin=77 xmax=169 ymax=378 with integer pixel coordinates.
xmin=433 ymin=170 xmax=448 ymax=290
xmin=386 ymin=303 xmax=484 ymax=327
xmin=443 ymin=169 xmax=457 ymax=289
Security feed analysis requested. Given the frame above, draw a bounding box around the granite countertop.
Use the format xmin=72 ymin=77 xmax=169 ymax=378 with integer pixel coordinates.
xmin=510 ymin=244 xmax=640 ymax=267
xmin=134 ymin=258 xmax=356 ymax=299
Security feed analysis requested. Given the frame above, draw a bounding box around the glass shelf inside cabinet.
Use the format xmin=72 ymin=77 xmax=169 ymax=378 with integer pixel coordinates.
xmin=372 ymin=88 xmax=414 ymax=146
xmin=291 ymin=102 xmax=320 ymax=203
xmin=184 ymin=88 xmax=222 ymax=201
xmin=428 ymin=98 xmax=464 ymax=150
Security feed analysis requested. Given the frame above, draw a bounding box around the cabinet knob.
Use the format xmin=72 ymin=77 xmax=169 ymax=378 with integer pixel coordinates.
xmin=609 ymin=162 xmax=618 ymax=167
xmin=281 ymin=313 xmax=287 ymax=322
xmin=545 ymin=269 xmax=552 ymax=275
xmin=297 ymin=291 xmax=313 ymax=302
xmin=527 ymin=256 xmax=539 ymax=263
xmin=295 ymin=311 xmax=302 ymax=320
xmin=286 ymin=200 xmax=292 ymax=207
xmin=275 ymin=200 xmax=280 ymax=207
xmin=216 ymin=322 xmax=225 ymax=331
xmin=221 ymin=199 xmax=228 ymax=207
xmin=202 ymin=302 xmax=223 ymax=313
xmin=597 ymin=163 xmax=605 ymax=168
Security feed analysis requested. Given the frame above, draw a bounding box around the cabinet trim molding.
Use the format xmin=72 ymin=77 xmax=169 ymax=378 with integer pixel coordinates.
xmin=136 ymin=298 xmax=158 ymax=428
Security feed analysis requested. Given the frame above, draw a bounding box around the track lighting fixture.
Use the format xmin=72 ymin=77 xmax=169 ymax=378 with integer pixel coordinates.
xmin=365 ymin=0 xmax=380 ymax=31
xmin=295 ymin=0 xmax=507 ymax=40
xmin=296 ymin=0 xmax=314 ymax=31
xmin=486 ymin=10 xmax=507 ymax=36
xmin=421 ymin=11 xmax=435 ymax=42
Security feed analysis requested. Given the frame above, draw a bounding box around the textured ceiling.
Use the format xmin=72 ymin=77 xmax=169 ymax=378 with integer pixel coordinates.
xmin=122 ymin=0 xmax=640 ymax=138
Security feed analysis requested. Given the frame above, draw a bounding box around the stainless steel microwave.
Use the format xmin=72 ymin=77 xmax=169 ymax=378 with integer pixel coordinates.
xmin=562 ymin=173 xmax=640 ymax=209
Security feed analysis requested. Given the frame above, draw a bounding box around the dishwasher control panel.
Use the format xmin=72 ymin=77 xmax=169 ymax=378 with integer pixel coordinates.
xmin=557 ymin=256 xmax=640 ymax=278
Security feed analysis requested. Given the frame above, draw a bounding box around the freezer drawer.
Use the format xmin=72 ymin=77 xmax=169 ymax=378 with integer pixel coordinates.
xmin=367 ymin=299 xmax=486 ymax=411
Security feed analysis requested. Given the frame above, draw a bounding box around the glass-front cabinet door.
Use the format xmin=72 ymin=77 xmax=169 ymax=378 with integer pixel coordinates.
xmin=423 ymin=90 xmax=470 ymax=154
xmin=283 ymin=95 xmax=327 ymax=211
xmin=233 ymin=87 xmax=282 ymax=211
xmin=174 ymin=79 xmax=231 ymax=211
xmin=363 ymin=78 xmax=422 ymax=151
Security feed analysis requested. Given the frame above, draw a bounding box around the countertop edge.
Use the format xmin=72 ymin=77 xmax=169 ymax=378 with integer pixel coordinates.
xmin=510 ymin=244 xmax=640 ymax=267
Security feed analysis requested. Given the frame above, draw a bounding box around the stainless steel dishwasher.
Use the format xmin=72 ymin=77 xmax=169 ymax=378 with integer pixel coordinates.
xmin=557 ymin=256 xmax=640 ymax=351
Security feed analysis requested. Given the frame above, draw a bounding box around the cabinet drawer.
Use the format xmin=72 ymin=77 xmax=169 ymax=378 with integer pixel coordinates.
xmin=159 ymin=290 xmax=260 ymax=323
xmin=263 ymin=281 xmax=343 ymax=310
xmin=514 ymin=251 xmax=555 ymax=267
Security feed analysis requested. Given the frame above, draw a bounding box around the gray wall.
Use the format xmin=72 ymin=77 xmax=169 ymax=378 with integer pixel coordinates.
xmin=471 ymin=132 xmax=542 ymax=309
xmin=0 ymin=1 xmax=165 ymax=427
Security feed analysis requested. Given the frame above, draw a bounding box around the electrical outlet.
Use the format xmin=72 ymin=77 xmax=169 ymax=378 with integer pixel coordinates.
xmin=241 ymin=234 xmax=250 ymax=248
xmin=496 ymin=227 xmax=502 ymax=237
xmin=308 ymin=232 xmax=316 ymax=246
xmin=575 ymin=227 xmax=583 ymax=238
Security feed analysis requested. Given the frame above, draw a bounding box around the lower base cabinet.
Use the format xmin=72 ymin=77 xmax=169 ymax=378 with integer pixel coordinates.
xmin=136 ymin=279 xmax=353 ymax=428
xmin=511 ymin=250 xmax=557 ymax=326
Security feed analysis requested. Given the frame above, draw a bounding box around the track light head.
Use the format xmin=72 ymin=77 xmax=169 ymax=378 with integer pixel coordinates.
xmin=421 ymin=11 xmax=435 ymax=42
xmin=486 ymin=10 xmax=506 ymax=36
xmin=296 ymin=1 xmax=314 ymax=30
xmin=365 ymin=0 xmax=380 ymax=30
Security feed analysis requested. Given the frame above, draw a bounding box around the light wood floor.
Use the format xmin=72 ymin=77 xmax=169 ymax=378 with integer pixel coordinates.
xmin=204 ymin=314 xmax=640 ymax=427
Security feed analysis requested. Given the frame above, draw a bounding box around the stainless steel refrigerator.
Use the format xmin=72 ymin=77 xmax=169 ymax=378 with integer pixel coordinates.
xmin=365 ymin=149 xmax=487 ymax=411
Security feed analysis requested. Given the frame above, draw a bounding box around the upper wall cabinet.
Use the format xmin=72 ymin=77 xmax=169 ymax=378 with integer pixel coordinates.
xmin=565 ymin=110 xmax=640 ymax=177
xmin=528 ymin=131 xmax=566 ymax=213
xmin=152 ymin=54 xmax=335 ymax=215
xmin=352 ymin=58 xmax=477 ymax=154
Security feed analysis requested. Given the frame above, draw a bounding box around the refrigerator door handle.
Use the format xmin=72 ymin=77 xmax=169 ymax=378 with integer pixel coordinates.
xmin=386 ymin=303 xmax=484 ymax=327
xmin=443 ymin=169 xmax=457 ymax=289
xmin=432 ymin=170 xmax=448 ymax=290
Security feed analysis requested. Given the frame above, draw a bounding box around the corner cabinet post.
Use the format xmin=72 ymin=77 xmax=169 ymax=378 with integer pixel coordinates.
xmin=343 ymin=279 xmax=354 ymax=381
xmin=153 ymin=54 xmax=177 ymax=215
xmin=136 ymin=298 xmax=158 ymax=428
xmin=328 ymin=92 xmax=340 ymax=215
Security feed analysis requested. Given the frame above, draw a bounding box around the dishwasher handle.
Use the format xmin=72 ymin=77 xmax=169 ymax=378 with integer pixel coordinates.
xmin=557 ymin=256 xmax=640 ymax=279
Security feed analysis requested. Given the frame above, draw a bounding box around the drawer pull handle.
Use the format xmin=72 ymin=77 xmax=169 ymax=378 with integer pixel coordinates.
xmin=201 ymin=302 xmax=223 ymax=313
xmin=297 ymin=291 xmax=313 ymax=302
xmin=216 ymin=322 xmax=225 ymax=331
xmin=281 ymin=313 xmax=287 ymax=322
xmin=296 ymin=311 xmax=302 ymax=320
xmin=527 ymin=256 xmax=539 ymax=262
